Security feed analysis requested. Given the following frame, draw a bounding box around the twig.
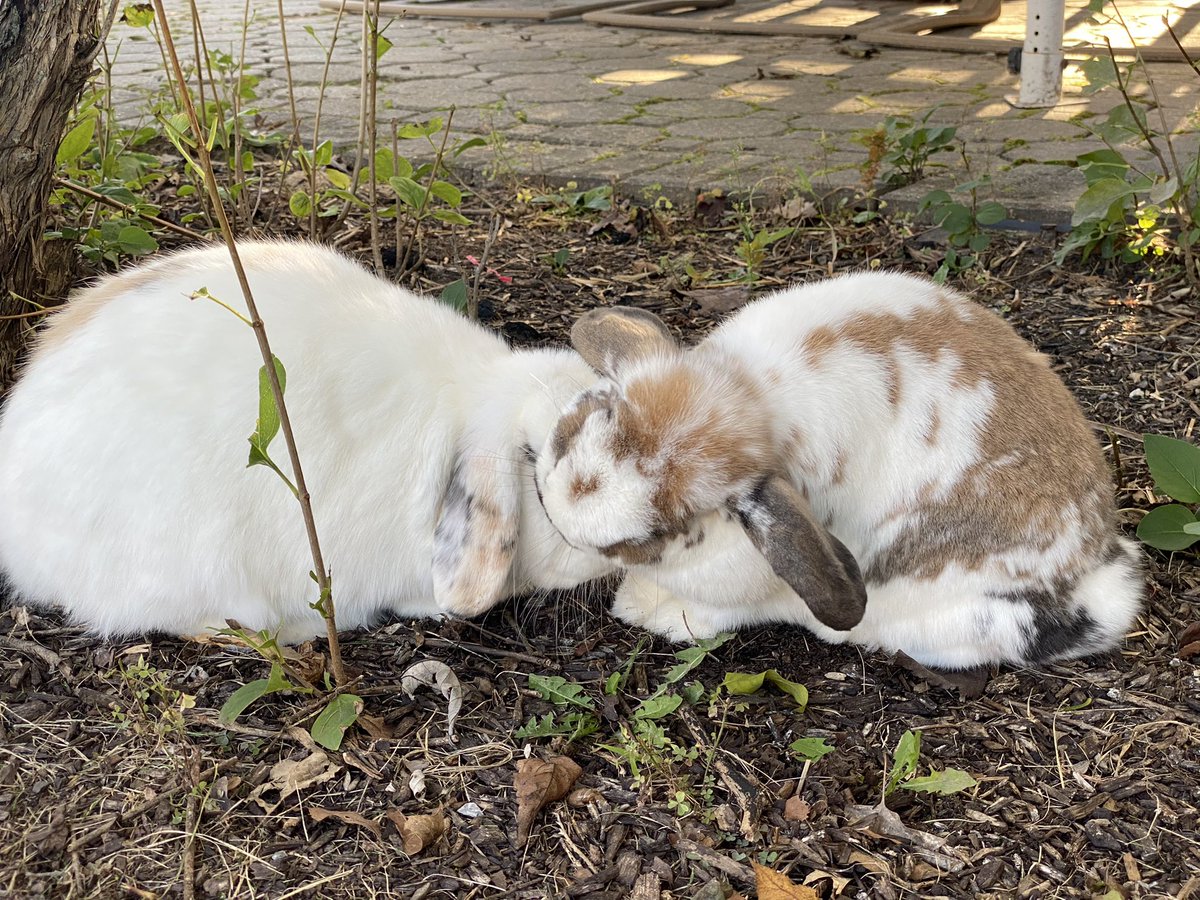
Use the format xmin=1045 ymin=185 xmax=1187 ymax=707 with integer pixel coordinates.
xmin=182 ymin=753 xmax=201 ymax=900
xmin=1165 ymin=18 xmax=1200 ymax=79
xmin=149 ymin=0 xmax=346 ymax=687
xmin=0 ymin=635 xmax=63 ymax=669
xmin=0 ymin=308 xmax=53 ymax=321
xmin=469 ymin=214 xmax=501 ymax=320
xmin=54 ymin=177 xmax=208 ymax=241
xmin=366 ymin=0 xmax=383 ymax=272
xmin=398 ymin=107 xmax=456 ymax=280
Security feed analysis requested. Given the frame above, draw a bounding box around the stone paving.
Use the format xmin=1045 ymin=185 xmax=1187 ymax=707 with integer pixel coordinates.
xmin=107 ymin=0 xmax=1199 ymax=223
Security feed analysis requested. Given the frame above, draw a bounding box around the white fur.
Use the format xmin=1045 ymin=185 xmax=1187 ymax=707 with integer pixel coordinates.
xmin=0 ymin=242 xmax=613 ymax=641
xmin=539 ymin=271 xmax=1144 ymax=668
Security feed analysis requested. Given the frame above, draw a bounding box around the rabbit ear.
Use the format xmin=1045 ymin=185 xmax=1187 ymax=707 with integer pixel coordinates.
xmin=730 ymin=475 xmax=867 ymax=631
xmin=432 ymin=451 xmax=519 ymax=617
xmin=571 ymin=307 xmax=677 ymax=378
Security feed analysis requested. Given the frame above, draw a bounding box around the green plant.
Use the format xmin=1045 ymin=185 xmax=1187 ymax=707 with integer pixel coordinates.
xmin=1057 ymin=0 xmax=1200 ymax=287
xmin=871 ymin=112 xmax=957 ymax=189
xmin=1137 ymin=433 xmax=1200 ymax=551
xmin=528 ymin=182 xmax=613 ymax=214
xmin=735 ymin=225 xmax=793 ymax=283
xmin=918 ymin=175 xmax=1008 ymax=280
xmin=884 ymin=730 xmax=977 ymax=797
xmin=110 ymin=655 xmax=196 ymax=737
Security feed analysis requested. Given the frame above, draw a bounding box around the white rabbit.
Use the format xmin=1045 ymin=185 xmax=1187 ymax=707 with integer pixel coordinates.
xmin=534 ymin=271 xmax=1144 ymax=670
xmin=0 ymin=241 xmax=614 ymax=642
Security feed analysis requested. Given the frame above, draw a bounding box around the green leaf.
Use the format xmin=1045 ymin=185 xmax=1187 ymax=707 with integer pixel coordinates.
xmin=603 ymin=672 xmax=622 ymax=695
xmin=789 ymin=736 xmax=835 ymax=761
xmin=453 ymin=136 xmax=488 ymax=157
xmin=429 ymin=181 xmax=462 ymax=206
xmin=57 ymin=118 xmax=96 ymax=166
xmin=722 ymin=669 xmax=808 ymax=709
xmin=373 ymin=148 xmax=395 ymax=182
xmin=389 ymin=175 xmax=426 ymax=210
xmin=374 ymin=32 xmax=393 ymax=60
xmin=438 ymin=278 xmax=467 ymax=313
xmin=218 ymin=662 xmax=293 ymax=724
xmin=899 ymin=768 xmax=977 ymax=795
xmin=1143 ymin=433 xmax=1200 ymax=503
xmin=123 ymin=4 xmax=155 ymax=27
xmin=635 ymin=694 xmax=682 ymax=719
xmin=975 ymin=201 xmax=1007 ymax=226
xmin=1137 ymin=504 xmax=1200 ymax=551
xmin=249 ymin=357 xmax=286 ymax=454
xmin=1183 ymin=521 xmax=1200 ymax=535
xmin=1148 ymin=176 xmax=1178 ymax=205
xmin=313 ymin=140 xmax=333 ymax=168
xmin=310 ymin=693 xmax=363 ymax=751
xmin=324 ymin=167 xmax=351 ymax=190
xmin=528 ymin=674 xmax=594 ymax=709
xmin=117 ymin=225 xmax=159 ymax=255
xmin=398 ymin=118 xmax=443 ymax=139
xmin=431 ymin=209 xmax=471 ymax=226
xmin=886 ymin=730 xmax=921 ymax=795
xmin=918 ymin=189 xmax=951 ymax=212
xmin=289 ymin=190 xmax=313 ymax=218
xmin=1071 ymin=177 xmax=1136 ymax=227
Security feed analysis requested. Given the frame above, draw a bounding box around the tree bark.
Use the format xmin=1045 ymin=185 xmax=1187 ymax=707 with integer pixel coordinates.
xmin=0 ymin=0 xmax=105 ymax=392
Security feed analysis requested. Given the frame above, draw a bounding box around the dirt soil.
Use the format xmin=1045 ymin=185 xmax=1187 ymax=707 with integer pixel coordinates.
xmin=1 ymin=188 xmax=1199 ymax=900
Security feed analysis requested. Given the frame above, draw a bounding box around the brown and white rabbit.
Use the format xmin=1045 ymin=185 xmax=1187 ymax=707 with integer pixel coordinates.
xmin=0 ymin=241 xmax=614 ymax=642
xmin=534 ymin=271 xmax=1144 ymax=669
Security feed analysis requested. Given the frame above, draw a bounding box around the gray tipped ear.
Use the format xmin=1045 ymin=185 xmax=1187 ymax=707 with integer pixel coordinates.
xmin=571 ymin=306 xmax=677 ymax=378
xmin=432 ymin=451 xmax=519 ymax=617
xmin=730 ymin=475 xmax=867 ymax=631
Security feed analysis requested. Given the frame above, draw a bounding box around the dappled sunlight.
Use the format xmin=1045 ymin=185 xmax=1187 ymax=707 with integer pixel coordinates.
xmin=770 ymin=58 xmax=852 ymax=75
xmin=886 ymin=67 xmax=980 ymax=85
xmin=669 ymin=53 xmax=743 ymax=66
xmin=974 ymin=101 xmax=1016 ymax=118
xmin=720 ymin=81 xmax=796 ymax=103
xmin=595 ymin=69 xmax=689 ymax=85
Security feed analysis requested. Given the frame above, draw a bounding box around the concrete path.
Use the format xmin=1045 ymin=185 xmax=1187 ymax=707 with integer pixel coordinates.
xmin=107 ymin=0 xmax=1198 ymax=223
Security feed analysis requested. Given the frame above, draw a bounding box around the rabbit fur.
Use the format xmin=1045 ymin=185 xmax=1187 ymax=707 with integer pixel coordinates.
xmin=534 ymin=271 xmax=1144 ymax=669
xmin=0 ymin=241 xmax=614 ymax=641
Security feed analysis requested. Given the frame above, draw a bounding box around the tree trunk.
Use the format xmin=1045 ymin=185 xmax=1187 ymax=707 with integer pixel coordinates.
xmin=0 ymin=0 xmax=104 ymax=392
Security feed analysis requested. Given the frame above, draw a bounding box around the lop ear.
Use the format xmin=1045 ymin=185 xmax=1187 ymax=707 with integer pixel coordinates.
xmin=432 ymin=450 xmax=519 ymax=617
xmin=730 ymin=475 xmax=867 ymax=631
xmin=571 ymin=306 xmax=677 ymax=378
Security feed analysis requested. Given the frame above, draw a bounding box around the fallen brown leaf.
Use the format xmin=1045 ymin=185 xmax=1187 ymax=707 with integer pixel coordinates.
xmin=754 ymin=861 xmax=820 ymax=900
xmin=783 ymin=795 xmax=811 ymax=822
xmin=892 ymin=651 xmax=990 ymax=699
xmin=385 ymin=809 xmax=448 ymax=854
xmin=357 ymin=714 xmax=395 ymax=740
xmin=309 ymin=806 xmax=382 ymax=839
xmin=803 ymin=869 xmax=852 ymax=896
xmin=250 ymin=751 xmax=340 ymax=812
xmin=684 ymin=286 xmax=750 ymax=317
xmin=514 ymin=755 xmax=582 ymax=846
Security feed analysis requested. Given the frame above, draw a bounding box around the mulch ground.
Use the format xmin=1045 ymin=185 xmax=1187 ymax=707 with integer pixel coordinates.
xmin=2 ymin=185 xmax=1198 ymax=900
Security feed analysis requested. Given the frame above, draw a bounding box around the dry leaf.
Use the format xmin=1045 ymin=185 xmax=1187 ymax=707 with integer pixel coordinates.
xmin=685 ymin=286 xmax=750 ymax=317
xmin=357 ymin=714 xmax=395 ymax=740
xmin=892 ymin=651 xmax=989 ymax=698
xmin=803 ymin=869 xmax=852 ymax=896
xmin=309 ymin=806 xmax=382 ymax=839
xmin=848 ymin=802 xmax=967 ymax=872
xmin=753 ymin=861 xmax=819 ymax=900
xmin=401 ymin=660 xmax=463 ymax=741
xmin=250 ymin=751 xmax=340 ymax=812
xmin=514 ymin=755 xmax=582 ymax=846
xmin=385 ymin=809 xmax=448 ymax=854
xmin=783 ymin=795 xmax=811 ymax=822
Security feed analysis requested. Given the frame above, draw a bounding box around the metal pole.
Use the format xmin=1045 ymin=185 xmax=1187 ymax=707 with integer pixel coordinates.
xmin=1011 ymin=0 xmax=1067 ymax=107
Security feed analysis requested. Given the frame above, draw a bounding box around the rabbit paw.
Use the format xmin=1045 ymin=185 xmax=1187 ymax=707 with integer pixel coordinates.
xmin=612 ymin=576 xmax=717 ymax=643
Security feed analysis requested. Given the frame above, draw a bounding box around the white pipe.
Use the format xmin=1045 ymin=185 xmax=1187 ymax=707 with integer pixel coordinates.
xmin=1012 ymin=0 xmax=1067 ymax=108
